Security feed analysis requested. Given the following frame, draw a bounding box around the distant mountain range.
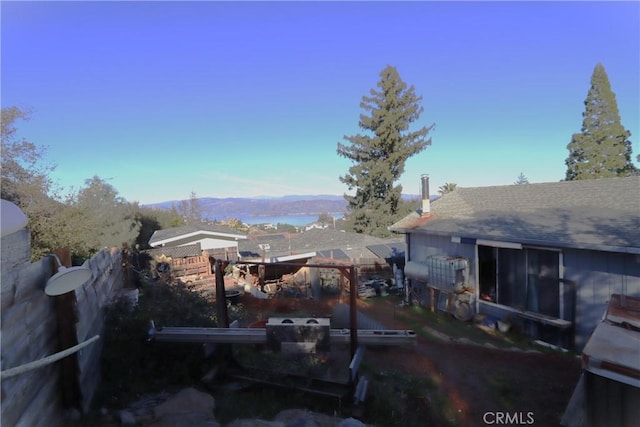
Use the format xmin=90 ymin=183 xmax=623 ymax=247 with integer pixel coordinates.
xmin=144 ymin=195 xmax=349 ymax=220
xmin=144 ymin=194 xmax=425 ymax=221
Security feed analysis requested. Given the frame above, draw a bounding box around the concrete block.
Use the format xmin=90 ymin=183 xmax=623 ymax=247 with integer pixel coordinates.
xmin=0 ymin=228 xmax=31 ymax=269
xmin=14 ymin=260 xmax=51 ymax=302
xmin=0 ymin=270 xmax=17 ymax=311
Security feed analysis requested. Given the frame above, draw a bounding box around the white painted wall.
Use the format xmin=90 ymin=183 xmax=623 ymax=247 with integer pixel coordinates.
xmin=185 ymin=237 xmax=239 ymax=251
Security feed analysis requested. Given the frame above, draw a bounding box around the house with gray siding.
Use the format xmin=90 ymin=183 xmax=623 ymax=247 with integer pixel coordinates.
xmin=389 ymin=175 xmax=640 ymax=350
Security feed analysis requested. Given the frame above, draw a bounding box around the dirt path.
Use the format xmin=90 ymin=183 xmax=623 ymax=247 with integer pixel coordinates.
xmin=356 ymin=297 xmax=582 ymax=427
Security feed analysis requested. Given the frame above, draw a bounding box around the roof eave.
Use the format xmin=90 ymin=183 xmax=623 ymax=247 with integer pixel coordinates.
xmin=151 ymin=230 xmax=248 ymax=247
xmin=402 ymin=227 xmax=640 ymax=254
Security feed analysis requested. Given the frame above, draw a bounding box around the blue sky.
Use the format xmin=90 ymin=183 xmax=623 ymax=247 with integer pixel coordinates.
xmin=2 ymin=1 xmax=639 ymax=204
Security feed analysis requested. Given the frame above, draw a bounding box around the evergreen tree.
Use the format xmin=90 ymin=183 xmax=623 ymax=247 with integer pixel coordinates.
xmin=337 ymin=65 xmax=434 ymax=237
xmin=317 ymin=212 xmax=334 ymax=226
xmin=135 ymin=205 xmax=183 ymax=249
xmin=565 ymin=63 xmax=637 ymax=180
xmin=175 ymin=191 xmax=204 ymax=225
xmin=514 ymin=173 xmax=529 ymax=185
xmin=73 ymin=175 xmax=142 ymax=252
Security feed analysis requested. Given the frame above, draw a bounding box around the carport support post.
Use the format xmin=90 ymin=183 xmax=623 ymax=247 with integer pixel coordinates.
xmin=214 ymin=259 xmax=229 ymax=328
xmin=350 ymin=265 xmax=358 ymax=359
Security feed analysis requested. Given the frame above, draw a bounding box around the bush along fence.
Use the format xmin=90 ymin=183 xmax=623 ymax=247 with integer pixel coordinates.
xmin=1 ymin=220 xmax=125 ymax=426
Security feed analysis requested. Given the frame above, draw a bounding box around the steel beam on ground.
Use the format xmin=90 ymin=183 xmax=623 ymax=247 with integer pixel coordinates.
xmin=149 ymin=327 xmax=416 ymax=346
xmin=331 ymin=329 xmax=417 ymax=346
xmin=150 ymin=327 xmax=266 ymax=344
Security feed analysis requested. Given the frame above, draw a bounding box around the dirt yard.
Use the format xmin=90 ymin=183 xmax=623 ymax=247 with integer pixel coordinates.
xmin=362 ymin=297 xmax=581 ymax=426
xmin=89 ymin=280 xmax=582 ymax=427
xmin=237 ymin=292 xmax=582 ymax=427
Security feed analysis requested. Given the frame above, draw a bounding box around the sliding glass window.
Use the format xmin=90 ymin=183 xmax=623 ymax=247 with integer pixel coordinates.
xmin=479 ymin=245 xmax=560 ymax=317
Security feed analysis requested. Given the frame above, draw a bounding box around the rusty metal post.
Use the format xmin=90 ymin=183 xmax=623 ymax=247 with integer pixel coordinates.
xmin=258 ymin=264 xmax=265 ymax=292
xmin=53 ymin=248 xmax=82 ymax=410
xmin=214 ymin=259 xmax=229 ymax=328
xmin=122 ymin=242 xmax=133 ymax=289
xmin=349 ymin=264 xmax=358 ymax=359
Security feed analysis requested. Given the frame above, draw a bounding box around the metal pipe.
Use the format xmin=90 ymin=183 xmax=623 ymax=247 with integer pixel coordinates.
xmin=421 ymin=174 xmax=430 ymax=216
xmin=349 ymin=346 xmax=366 ymax=382
xmin=149 ymin=326 xmax=417 ymax=346
xmin=0 ymin=335 xmax=100 ymax=380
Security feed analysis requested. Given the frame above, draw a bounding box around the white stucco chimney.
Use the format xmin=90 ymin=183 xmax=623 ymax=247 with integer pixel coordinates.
xmin=421 ymin=174 xmax=430 ymax=217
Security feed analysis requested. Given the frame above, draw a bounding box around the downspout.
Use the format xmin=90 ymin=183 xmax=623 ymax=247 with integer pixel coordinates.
xmin=474 ymin=243 xmax=480 ymax=315
xmin=560 ymin=278 xmax=578 ymax=350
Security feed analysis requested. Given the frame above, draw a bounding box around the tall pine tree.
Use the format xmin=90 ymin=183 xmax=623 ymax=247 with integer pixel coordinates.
xmin=337 ymin=65 xmax=434 ymax=237
xmin=565 ymin=63 xmax=637 ymax=180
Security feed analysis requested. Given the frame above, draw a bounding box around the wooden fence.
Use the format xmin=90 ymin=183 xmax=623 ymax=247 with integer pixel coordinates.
xmin=171 ymin=255 xmax=211 ymax=277
xmin=354 ymin=257 xmax=393 ymax=278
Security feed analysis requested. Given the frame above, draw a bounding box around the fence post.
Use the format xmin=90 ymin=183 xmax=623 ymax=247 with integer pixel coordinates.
xmin=122 ymin=242 xmax=133 ymax=289
xmin=53 ymin=248 xmax=82 ymax=411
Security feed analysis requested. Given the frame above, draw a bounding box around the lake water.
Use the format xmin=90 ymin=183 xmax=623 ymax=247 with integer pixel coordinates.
xmin=241 ymin=214 xmax=344 ymax=226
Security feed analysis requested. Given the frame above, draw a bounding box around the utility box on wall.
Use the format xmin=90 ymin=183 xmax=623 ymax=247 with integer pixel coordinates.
xmin=266 ymin=317 xmax=331 ymax=353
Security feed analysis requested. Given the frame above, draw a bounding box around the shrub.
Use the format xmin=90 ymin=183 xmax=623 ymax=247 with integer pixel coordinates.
xmin=95 ymin=279 xmax=218 ymax=408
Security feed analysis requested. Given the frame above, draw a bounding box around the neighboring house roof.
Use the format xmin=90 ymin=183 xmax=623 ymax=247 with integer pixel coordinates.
xmin=146 ymin=243 xmax=202 ymax=258
xmin=390 ymin=176 xmax=640 ymax=254
xmin=238 ymin=228 xmax=404 ymax=261
xmin=316 ymin=248 xmax=350 ymax=260
xmin=305 ymin=222 xmax=329 ymax=231
xmin=366 ymin=242 xmax=406 ymax=261
xmin=149 ymin=224 xmax=247 ymax=247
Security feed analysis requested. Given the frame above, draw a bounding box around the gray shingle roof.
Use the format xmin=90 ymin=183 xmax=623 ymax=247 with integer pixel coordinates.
xmin=146 ymin=243 xmax=202 ymax=258
xmin=238 ymin=228 xmax=404 ymax=260
xmin=390 ymin=176 xmax=640 ymax=253
xmin=149 ymin=224 xmax=247 ymax=246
